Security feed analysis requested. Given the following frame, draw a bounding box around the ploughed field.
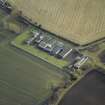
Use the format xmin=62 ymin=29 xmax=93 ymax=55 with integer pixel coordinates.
xmin=0 ymin=10 xmax=63 ymax=105
xmin=99 ymin=50 xmax=105 ymax=64
xmin=59 ymin=70 xmax=105 ymax=105
xmin=8 ymin=0 xmax=105 ymax=45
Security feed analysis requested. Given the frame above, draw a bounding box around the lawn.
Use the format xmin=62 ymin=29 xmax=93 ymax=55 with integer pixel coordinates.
xmin=0 ymin=12 xmax=64 ymax=105
xmin=11 ymin=29 xmax=68 ymax=69
xmin=8 ymin=0 xmax=105 ymax=45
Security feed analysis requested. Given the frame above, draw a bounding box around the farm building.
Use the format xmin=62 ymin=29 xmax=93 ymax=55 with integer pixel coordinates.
xmin=0 ymin=0 xmax=12 ymax=9
xmin=57 ymin=47 xmax=73 ymax=59
xmin=50 ymin=41 xmax=64 ymax=55
xmin=38 ymin=35 xmax=64 ymax=54
xmin=0 ymin=0 xmax=7 ymax=4
xmin=39 ymin=35 xmax=52 ymax=45
xmin=8 ymin=0 xmax=105 ymax=45
xmin=31 ymin=30 xmax=40 ymax=37
xmin=26 ymin=30 xmax=40 ymax=45
xmin=34 ymin=34 xmax=44 ymax=44
xmin=38 ymin=36 xmax=55 ymax=52
xmin=73 ymin=56 xmax=88 ymax=69
xmin=26 ymin=28 xmax=65 ymax=56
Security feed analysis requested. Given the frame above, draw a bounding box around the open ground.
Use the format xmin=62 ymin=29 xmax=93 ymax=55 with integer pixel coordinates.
xmin=8 ymin=0 xmax=105 ymax=45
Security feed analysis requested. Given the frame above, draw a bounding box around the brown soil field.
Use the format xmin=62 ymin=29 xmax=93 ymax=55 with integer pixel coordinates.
xmin=59 ymin=70 xmax=105 ymax=105
xmin=8 ymin=0 xmax=105 ymax=45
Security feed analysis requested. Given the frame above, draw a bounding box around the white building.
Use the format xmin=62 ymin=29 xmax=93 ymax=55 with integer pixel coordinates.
xmin=74 ymin=56 xmax=88 ymax=69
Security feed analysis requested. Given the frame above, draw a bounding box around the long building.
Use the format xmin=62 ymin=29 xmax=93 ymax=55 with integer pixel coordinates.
xmin=58 ymin=47 xmax=72 ymax=59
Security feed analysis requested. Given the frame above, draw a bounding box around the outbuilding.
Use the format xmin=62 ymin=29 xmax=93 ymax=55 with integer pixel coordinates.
xmin=34 ymin=34 xmax=44 ymax=43
xmin=38 ymin=37 xmax=56 ymax=52
xmin=26 ymin=31 xmax=40 ymax=45
xmin=57 ymin=47 xmax=73 ymax=59
xmin=73 ymin=56 xmax=88 ymax=69
xmin=50 ymin=41 xmax=64 ymax=55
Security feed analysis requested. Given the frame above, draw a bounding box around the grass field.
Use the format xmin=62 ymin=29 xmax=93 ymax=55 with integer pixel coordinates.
xmin=8 ymin=0 xmax=105 ymax=45
xmin=0 ymin=30 xmax=64 ymax=105
xmin=0 ymin=10 xmax=64 ymax=105
xmin=12 ymin=29 xmax=68 ymax=68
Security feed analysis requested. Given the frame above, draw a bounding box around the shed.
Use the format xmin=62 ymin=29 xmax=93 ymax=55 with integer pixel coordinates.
xmin=34 ymin=34 xmax=44 ymax=43
xmin=38 ymin=37 xmax=56 ymax=52
xmin=50 ymin=41 xmax=64 ymax=55
xmin=57 ymin=47 xmax=72 ymax=59
xmin=73 ymin=56 xmax=88 ymax=69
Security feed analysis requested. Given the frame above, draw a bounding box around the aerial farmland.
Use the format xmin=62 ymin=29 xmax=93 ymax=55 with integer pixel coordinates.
xmin=1 ymin=0 xmax=105 ymax=105
xmin=8 ymin=0 xmax=105 ymax=45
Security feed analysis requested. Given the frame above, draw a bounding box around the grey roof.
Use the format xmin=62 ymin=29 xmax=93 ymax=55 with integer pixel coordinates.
xmin=38 ymin=38 xmax=57 ymax=52
xmin=74 ymin=56 xmax=88 ymax=68
xmin=51 ymin=41 xmax=64 ymax=55
xmin=32 ymin=30 xmax=40 ymax=37
xmin=41 ymin=35 xmax=52 ymax=43
xmin=34 ymin=35 xmax=44 ymax=43
xmin=58 ymin=47 xmax=72 ymax=58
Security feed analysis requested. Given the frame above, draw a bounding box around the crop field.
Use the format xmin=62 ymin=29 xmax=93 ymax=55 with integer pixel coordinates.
xmin=59 ymin=70 xmax=105 ymax=105
xmin=11 ymin=29 xmax=68 ymax=68
xmin=0 ymin=10 xmax=64 ymax=105
xmin=0 ymin=31 xmax=63 ymax=105
xmin=8 ymin=0 xmax=105 ymax=45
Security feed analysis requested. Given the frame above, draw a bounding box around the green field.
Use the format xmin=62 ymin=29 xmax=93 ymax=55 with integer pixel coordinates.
xmin=8 ymin=0 xmax=105 ymax=45
xmin=0 ymin=10 xmax=64 ymax=105
xmin=12 ymin=29 xmax=68 ymax=69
